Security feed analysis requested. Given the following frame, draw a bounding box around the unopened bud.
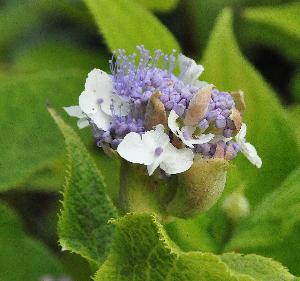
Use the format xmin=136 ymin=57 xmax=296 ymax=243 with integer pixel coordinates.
xmin=221 ymin=191 xmax=250 ymax=222
xmin=166 ymin=157 xmax=229 ymax=218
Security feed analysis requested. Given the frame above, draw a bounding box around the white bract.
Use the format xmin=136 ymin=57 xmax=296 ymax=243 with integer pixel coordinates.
xmin=64 ymin=68 xmax=129 ymax=130
xmin=168 ymin=110 xmax=214 ymax=148
xmin=117 ymin=124 xmax=194 ymax=176
xmin=178 ymin=54 xmax=208 ymax=87
xmin=235 ymin=123 xmax=262 ymax=168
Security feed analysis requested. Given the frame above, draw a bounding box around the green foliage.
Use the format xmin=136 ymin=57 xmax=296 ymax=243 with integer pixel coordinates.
xmin=0 ymin=201 xmax=64 ymax=281
xmin=225 ymin=165 xmax=300 ymax=275
xmin=201 ymin=9 xmax=300 ymax=205
xmin=49 ymin=108 xmax=118 ymax=266
xmin=165 ymin=214 xmax=217 ymax=253
xmin=95 ymin=213 xmax=238 ymax=281
xmin=0 ymin=70 xmax=85 ymax=191
xmin=221 ymin=253 xmax=295 ymax=281
xmin=135 ymin=0 xmax=179 ymax=12
xmin=238 ymin=2 xmax=300 ymax=60
xmin=15 ymin=41 xmax=108 ymax=72
xmin=291 ymin=69 xmax=300 ymax=102
xmin=94 ymin=213 xmax=297 ymax=280
xmin=83 ymin=0 xmax=180 ymax=53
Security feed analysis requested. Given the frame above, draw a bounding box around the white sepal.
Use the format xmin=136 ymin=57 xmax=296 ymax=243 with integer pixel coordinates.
xmin=117 ymin=125 xmax=194 ymax=175
xmin=235 ymin=123 xmax=262 ymax=168
xmin=168 ymin=110 xmax=214 ymax=148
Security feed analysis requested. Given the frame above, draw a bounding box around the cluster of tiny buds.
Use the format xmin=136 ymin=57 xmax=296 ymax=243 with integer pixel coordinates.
xmin=92 ymin=46 xmax=243 ymax=161
xmin=199 ymin=90 xmax=235 ymax=138
xmin=110 ymin=46 xmax=198 ymax=115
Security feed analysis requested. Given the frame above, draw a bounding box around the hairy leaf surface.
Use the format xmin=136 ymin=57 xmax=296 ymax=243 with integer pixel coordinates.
xmin=49 ymin=108 xmax=118 ymax=266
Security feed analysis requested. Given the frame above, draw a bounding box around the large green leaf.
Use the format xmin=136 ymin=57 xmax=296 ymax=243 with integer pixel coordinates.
xmin=49 ymin=108 xmax=118 ymax=266
xmin=221 ymin=253 xmax=296 ymax=281
xmin=95 ymin=213 xmax=297 ymax=280
xmin=0 ymin=70 xmax=84 ymax=191
xmin=95 ymin=213 xmax=240 ymax=281
xmin=291 ymin=68 xmax=300 ymax=103
xmin=226 ymin=165 xmax=300 ymax=275
xmin=165 ymin=214 xmax=217 ymax=253
xmin=238 ymin=2 xmax=300 ymax=60
xmin=0 ymin=201 xmax=64 ymax=281
xmin=201 ymin=9 xmax=300 ymax=205
xmin=83 ymin=0 xmax=180 ymax=53
xmin=14 ymin=41 xmax=108 ymax=73
xmin=135 ymin=0 xmax=179 ymax=12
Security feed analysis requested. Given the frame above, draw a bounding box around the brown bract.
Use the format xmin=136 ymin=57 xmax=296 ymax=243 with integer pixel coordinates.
xmin=144 ymin=91 xmax=167 ymax=130
xmin=184 ymin=85 xmax=213 ymax=126
xmin=230 ymin=108 xmax=242 ymax=131
xmin=230 ymin=90 xmax=245 ymax=114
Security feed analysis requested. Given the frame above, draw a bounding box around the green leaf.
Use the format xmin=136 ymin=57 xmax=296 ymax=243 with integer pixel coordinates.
xmin=291 ymin=68 xmax=300 ymax=102
xmin=83 ymin=0 xmax=180 ymax=53
xmin=0 ymin=70 xmax=85 ymax=191
xmin=49 ymin=108 xmax=118 ymax=266
xmin=95 ymin=213 xmax=298 ymax=280
xmin=95 ymin=213 xmax=241 ymax=281
xmin=165 ymin=214 xmax=217 ymax=253
xmin=221 ymin=253 xmax=295 ymax=281
xmin=226 ymin=165 xmax=300 ymax=275
xmin=238 ymin=2 xmax=300 ymax=60
xmin=14 ymin=41 xmax=108 ymax=73
xmin=135 ymin=0 xmax=179 ymax=12
xmin=0 ymin=201 xmax=64 ymax=281
xmin=201 ymin=8 xmax=300 ymax=205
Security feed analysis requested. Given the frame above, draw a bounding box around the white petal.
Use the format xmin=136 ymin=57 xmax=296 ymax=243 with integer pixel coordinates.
xmin=184 ymin=133 xmax=215 ymax=148
xmin=168 ymin=110 xmax=213 ymax=148
xmin=84 ymin=69 xmax=116 ymax=116
xmin=147 ymin=156 xmax=163 ymax=176
xmin=79 ymin=90 xmax=99 ymax=115
xmin=241 ymin=142 xmax=262 ymax=168
xmin=90 ymin=110 xmax=112 ymax=131
xmin=85 ymin=69 xmax=112 ymax=101
xmin=142 ymin=124 xmax=170 ymax=151
xmin=236 ymin=123 xmax=247 ymax=142
xmin=168 ymin=110 xmax=180 ymax=137
xmin=63 ymin=106 xmax=85 ymax=118
xmin=192 ymin=80 xmax=211 ymax=88
xmin=101 ymin=94 xmax=130 ymax=117
xmin=160 ymin=144 xmax=194 ymax=174
xmin=178 ymin=54 xmax=204 ymax=84
xmin=117 ymin=132 xmax=154 ymax=165
xmin=77 ymin=118 xmax=89 ymax=129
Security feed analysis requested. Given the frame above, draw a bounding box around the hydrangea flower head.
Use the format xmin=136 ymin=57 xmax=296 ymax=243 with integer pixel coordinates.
xmin=64 ymin=46 xmax=262 ymax=175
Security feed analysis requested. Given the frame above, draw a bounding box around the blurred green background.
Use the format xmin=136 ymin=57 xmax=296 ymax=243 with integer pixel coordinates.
xmin=0 ymin=0 xmax=299 ymax=280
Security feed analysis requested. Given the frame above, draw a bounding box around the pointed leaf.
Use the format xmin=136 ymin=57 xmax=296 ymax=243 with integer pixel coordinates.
xmin=239 ymin=2 xmax=300 ymax=60
xmin=94 ymin=213 xmax=240 ymax=281
xmin=136 ymin=0 xmax=179 ymax=12
xmin=49 ymin=108 xmax=118 ymax=266
xmin=83 ymin=0 xmax=180 ymax=53
xmin=221 ymin=253 xmax=295 ymax=281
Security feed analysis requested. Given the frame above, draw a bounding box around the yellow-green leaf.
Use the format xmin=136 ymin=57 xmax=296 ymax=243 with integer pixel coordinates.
xmin=83 ymin=0 xmax=180 ymax=53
